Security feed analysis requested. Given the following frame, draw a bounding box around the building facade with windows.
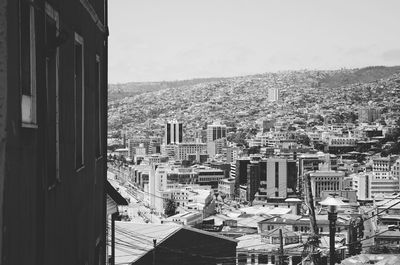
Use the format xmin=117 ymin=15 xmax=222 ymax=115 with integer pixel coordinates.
xmin=206 ymin=121 xmax=227 ymax=142
xmin=0 ymin=0 xmax=108 ymax=264
xmin=165 ymin=119 xmax=183 ymax=145
xmin=309 ymin=170 xmax=345 ymax=201
xmin=174 ymin=142 xmax=207 ymax=161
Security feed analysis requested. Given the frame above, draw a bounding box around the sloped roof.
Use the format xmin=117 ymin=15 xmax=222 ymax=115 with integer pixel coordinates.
xmin=106 ymin=180 xmax=128 ymax=206
xmin=264 ymin=227 xmax=297 ymax=238
xmin=114 ymin=222 xmax=237 ymax=265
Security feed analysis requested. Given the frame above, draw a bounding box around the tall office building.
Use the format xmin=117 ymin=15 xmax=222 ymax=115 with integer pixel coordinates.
xmin=165 ymin=119 xmax=183 ymax=145
xmin=358 ymin=107 xmax=381 ymax=123
xmin=247 ymin=162 xmax=261 ymax=201
xmin=207 ymin=121 xmax=227 ymax=142
xmin=234 ymin=158 xmax=251 ymax=195
xmin=256 ymin=158 xmax=297 ymax=201
xmin=268 ymin=87 xmax=279 ymax=102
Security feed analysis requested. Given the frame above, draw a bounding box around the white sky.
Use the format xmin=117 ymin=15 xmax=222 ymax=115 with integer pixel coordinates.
xmin=108 ymin=0 xmax=400 ymax=83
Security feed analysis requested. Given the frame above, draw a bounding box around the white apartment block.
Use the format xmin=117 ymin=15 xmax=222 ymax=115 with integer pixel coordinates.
xmin=352 ymin=172 xmax=399 ymax=200
xmin=174 ymin=142 xmax=207 ymax=161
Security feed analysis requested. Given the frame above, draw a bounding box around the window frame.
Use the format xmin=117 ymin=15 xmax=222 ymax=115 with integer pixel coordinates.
xmin=20 ymin=0 xmax=37 ymax=127
xmin=45 ymin=2 xmax=60 ymax=188
xmin=95 ymin=54 xmax=102 ymax=159
xmin=74 ymin=32 xmax=85 ymax=170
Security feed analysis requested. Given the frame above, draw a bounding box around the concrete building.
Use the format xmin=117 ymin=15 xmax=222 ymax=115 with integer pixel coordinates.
xmin=372 ymin=156 xmax=396 ymax=172
xmin=207 ymin=121 xmax=227 ymax=142
xmin=207 ymin=137 xmax=226 ymax=157
xmin=166 ymin=212 xmax=203 ymax=226
xmin=255 ymin=158 xmax=297 ymax=201
xmin=268 ymin=87 xmax=279 ymax=102
xmin=261 ymin=119 xmax=276 ymax=133
xmin=161 ymin=144 xmax=175 ymax=159
xmin=165 ymin=119 xmax=183 ymax=145
xmin=352 ymin=172 xmax=399 ymax=200
xmin=174 ymin=142 xmax=207 ymax=161
xmin=298 ymin=153 xmax=338 ymax=177
xmin=127 ymin=137 xmax=151 ymax=158
xmin=218 ymin=178 xmax=236 ymax=200
xmin=247 ymin=162 xmax=261 ymax=202
xmin=358 ymin=107 xmax=381 ymax=123
xmin=309 ymin=170 xmax=345 ymax=201
xmin=226 ymin=146 xmax=240 ymax=163
xmin=392 ymin=157 xmax=400 ymax=179
xmin=235 ymin=158 xmax=251 ymax=195
xmin=196 ymin=167 xmax=225 ymax=188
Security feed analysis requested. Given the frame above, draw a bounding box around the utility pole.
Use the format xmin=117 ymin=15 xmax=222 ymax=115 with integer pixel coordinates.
xmin=153 ymin=239 xmax=157 ymax=265
xmin=279 ymin=228 xmax=284 ymax=265
xmin=304 ymin=172 xmax=321 ymax=265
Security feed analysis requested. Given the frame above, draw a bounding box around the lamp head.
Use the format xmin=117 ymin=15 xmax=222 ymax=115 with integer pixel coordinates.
xmin=319 ymin=196 xmax=347 ymax=213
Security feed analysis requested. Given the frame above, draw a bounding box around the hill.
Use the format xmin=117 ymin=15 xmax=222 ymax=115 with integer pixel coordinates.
xmin=318 ymin=66 xmax=400 ymax=88
xmin=108 ymin=66 xmax=400 ymax=138
xmin=108 ymin=77 xmax=226 ymax=101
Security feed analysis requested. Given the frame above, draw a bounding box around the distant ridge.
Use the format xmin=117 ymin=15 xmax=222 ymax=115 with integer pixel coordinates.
xmin=108 ymin=77 xmax=227 ymax=101
xmin=318 ymin=66 xmax=400 ymax=88
xmin=108 ymin=66 xmax=400 ymax=101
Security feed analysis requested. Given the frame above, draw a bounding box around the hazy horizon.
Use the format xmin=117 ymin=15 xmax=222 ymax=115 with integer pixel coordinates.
xmin=108 ymin=65 xmax=400 ymax=85
xmin=109 ymin=0 xmax=400 ymax=84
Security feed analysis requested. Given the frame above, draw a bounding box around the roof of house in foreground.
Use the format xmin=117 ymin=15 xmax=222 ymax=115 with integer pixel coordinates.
xmin=114 ymin=222 xmax=237 ymax=265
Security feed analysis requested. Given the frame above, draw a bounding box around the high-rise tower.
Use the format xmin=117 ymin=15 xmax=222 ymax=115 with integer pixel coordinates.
xmin=165 ymin=119 xmax=183 ymax=145
xmin=207 ymin=121 xmax=227 ymax=142
xmin=268 ymin=87 xmax=279 ymax=102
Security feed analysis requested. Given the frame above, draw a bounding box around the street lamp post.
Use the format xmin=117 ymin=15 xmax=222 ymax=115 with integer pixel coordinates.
xmin=319 ymin=196 xmax=347 ymax=265
xmin=328 ymin=207 xmax=337 ymax=265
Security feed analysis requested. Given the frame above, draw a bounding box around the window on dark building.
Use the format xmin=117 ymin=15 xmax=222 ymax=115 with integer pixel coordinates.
xmin=45 ymin=3 xmax=60 ymax=187
xmin=20 ymin=0 xmax=37 ymax=126
xmin=259 ymin=254 xmax=268 ymax=264
xmin=251 ymin=254 xmax=256 ymax=264
xmin=275 ymin=162 xmax=279 ymax=189
xmin=95 ymin=55 xmax=102 ymax=158
xmin=238 ymin=253 xmax=247 ymax=265
xmin=75 ymin=33 xmax=85 ymax=169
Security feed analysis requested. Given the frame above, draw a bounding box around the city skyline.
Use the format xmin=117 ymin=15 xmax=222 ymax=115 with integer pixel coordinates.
xmin=109 ymin=0 xmax=400 ymax=83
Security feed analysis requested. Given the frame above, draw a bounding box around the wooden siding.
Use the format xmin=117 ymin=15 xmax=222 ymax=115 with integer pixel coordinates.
xmin=1 ymin=0 xmax=108 ymax=265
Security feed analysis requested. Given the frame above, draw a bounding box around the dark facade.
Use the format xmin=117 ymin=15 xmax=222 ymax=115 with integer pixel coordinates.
xmin=247 ymin=162 xmax=260 ymax=201
xmin=134 ymin=228 xmax=237 ymax=265
xmin=0 ymin=0 xmax=108 ymax=264
xmin=235 ymin=158 xmax=251 ymax=195
xmin=165 ymin=121 xmax=183 ymax=145
xmin=209 ymin=161 xmax=231 ymax=178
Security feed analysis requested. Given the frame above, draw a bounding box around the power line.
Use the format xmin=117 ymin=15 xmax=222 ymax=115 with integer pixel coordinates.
xmin=363 ymin=200 xmax=400 ymax=222
xmin=364 ymin=193 xmax=400 ymax=214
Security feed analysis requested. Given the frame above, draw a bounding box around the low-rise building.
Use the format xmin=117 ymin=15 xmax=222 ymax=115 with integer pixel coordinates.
xmin=218 ymin=178 xmax=236 ymax=200
xmin=174 ymin=142 xmax=207 ymax=161
xmin=351 ymin=172 xmax=399 ymax=200
xmin=309 ymin=170 xmax=345 ymax=202
xmin=165 ymin=211 xmax=203 ymax=226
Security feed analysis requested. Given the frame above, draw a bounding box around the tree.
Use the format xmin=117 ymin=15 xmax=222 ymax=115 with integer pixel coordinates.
xmin=297 ymin=135 xmax=310 ymax=146
xmin=164 ymin=198 xmax=177 ymax=217
xmin=247 ymin=146 xmax=261 ymax=155
xmin=220 ymin=193 xmax=226 ymax=203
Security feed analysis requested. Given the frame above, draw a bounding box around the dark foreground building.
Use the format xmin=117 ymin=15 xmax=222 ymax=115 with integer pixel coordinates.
xmin=0 ymin=0 xmax=108 ymax=264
